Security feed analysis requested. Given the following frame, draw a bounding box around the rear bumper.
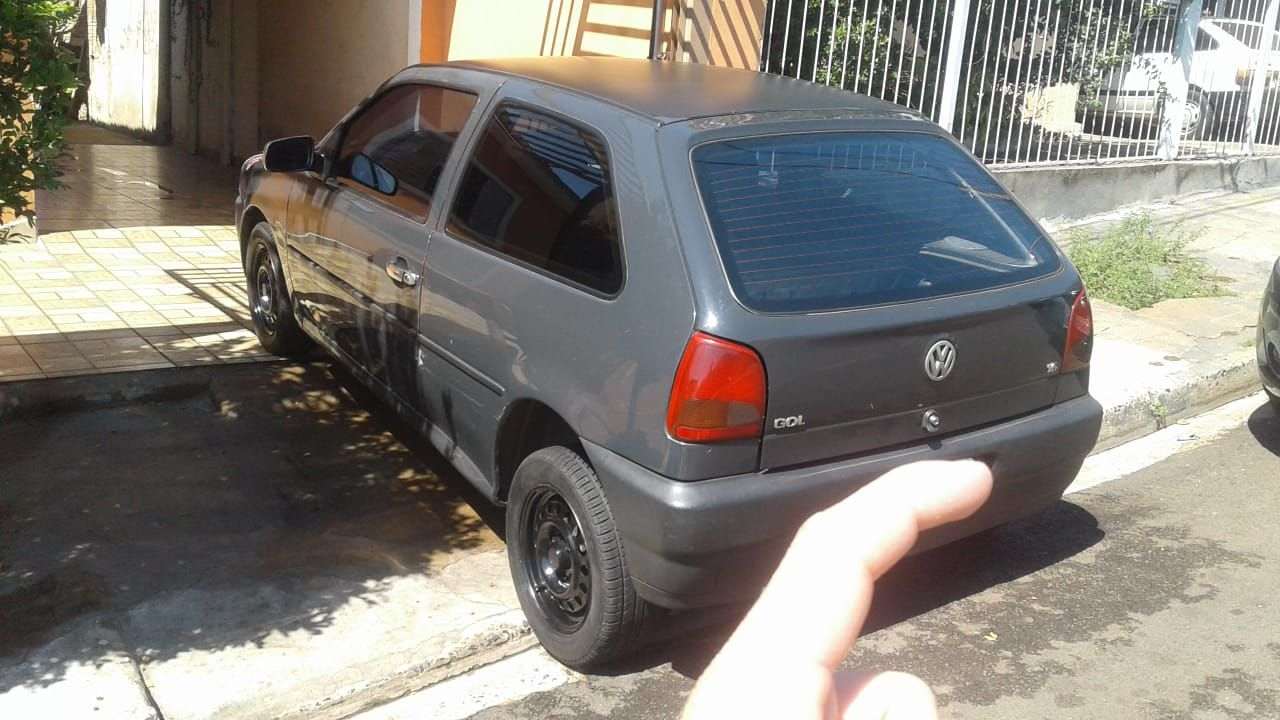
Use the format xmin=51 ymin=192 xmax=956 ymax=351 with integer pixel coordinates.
xmin=1097 ymin=91 xmax=1159 ymax=121
xmin=584 ymin=394 xmax=1103 ymax=609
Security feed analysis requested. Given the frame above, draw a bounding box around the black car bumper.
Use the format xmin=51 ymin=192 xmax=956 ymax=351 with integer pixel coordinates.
xmin=583 ymin=394 xmax=1103 ymax=609
xmin=1260 ymin=260 xmax=1280 ymax=398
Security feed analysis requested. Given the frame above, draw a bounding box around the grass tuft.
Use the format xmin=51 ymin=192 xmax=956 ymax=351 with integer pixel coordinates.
xmin=1066 ymin=213 xmax=1223 ymax=310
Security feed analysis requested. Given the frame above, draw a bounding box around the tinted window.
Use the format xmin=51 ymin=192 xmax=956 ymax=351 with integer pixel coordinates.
xmin=337 ymin=84 xmax=478 ymax=221
xmin=692 ymin=132 xmax=1061 ymax=313
xmin=447 ymin=105 xmax=623 ymax=295
xmin=1195 ymin=28 xmax=1218 ymax=51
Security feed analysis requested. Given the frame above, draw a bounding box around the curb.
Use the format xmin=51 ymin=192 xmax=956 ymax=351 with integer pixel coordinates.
xmin=0 ymin=367 xmax=215 ymax=423
xmin=1092 ymin=356 xmax=1262 ymax=453
xmin=310 ymin=618 xmax=536 ymax=720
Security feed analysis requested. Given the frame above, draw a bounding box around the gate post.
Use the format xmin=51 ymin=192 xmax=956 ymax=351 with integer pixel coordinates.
xmin=937 ymin=0 xmax=972 ymax=132
xmin=1246 ymin=0 xmax=1280 ymax=153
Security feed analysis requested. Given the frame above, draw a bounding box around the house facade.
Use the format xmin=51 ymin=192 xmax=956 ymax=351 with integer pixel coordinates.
xmin=81 ymin=0 xmax=766 ymax=163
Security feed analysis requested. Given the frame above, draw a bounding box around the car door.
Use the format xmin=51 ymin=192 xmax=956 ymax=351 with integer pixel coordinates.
xmin=284 ymin=159 xmax=351 ymax=346
xmin=310 ymin=82 xmax=483 ymax=397
xmin=418 ymin=101 xmax=625 ymax=486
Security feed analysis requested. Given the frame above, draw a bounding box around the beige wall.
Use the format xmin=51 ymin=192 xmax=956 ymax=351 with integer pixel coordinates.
xmin=86 ymin=0 xmax=165 ymax=134
xmin=672 ymin=0 xmax=766 ymax=70
xmin=431 ymin=0 xmax=766 ymax=69
xmin=258 ymin=0 xmax=412 ymax=143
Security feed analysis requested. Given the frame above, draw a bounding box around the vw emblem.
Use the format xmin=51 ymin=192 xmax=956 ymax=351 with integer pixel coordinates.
xmin=924 ymin=340 xmax=957 ymax=382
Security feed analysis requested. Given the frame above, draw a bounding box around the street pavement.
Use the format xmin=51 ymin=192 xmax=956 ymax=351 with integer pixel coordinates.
xmin=451 ymin=396 xmax=1280 ymax=720
xmin=0 ymin=362 xmax=530 ymax=720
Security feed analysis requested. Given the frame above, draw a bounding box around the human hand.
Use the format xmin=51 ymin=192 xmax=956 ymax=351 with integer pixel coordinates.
xmin=681 ymin=459 xmax=993 ymax=720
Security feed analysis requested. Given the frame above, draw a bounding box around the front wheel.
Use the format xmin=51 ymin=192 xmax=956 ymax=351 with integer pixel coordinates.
xmin=246 ymin=222 xmax=311 ymax=357
xmin=506 ymin=446 xmax=651 ymax=670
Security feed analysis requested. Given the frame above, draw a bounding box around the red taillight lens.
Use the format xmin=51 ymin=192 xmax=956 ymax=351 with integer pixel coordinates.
xmin=666 ymin=332 xmax=766 ymax=443
xmin=1063 ymin=289 xmax=1093 ymax=372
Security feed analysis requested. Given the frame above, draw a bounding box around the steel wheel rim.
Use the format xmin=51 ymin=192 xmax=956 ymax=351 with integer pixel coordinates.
xmin=253 ymin=257 xmax=278 ymax=334
xmin=1182 ymin=101 xmax=1203 ymax=138
xmin=522 ymin=486 xmax=591 ymax=632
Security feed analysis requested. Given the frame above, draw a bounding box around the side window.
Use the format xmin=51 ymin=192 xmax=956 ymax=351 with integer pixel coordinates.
xmin=337 ymin=84 xmax=478 ymax=221
xmin=446 ymin=104 xmax=623 ymax=295
xmin=1195 ymin=29 xmax=1217 ymax=51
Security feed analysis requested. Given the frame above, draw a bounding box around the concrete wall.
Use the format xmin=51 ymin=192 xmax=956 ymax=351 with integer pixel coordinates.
xmin=170 ymin=0 xmax=259 ymax=161
xmin=257 ymin=0 xmax=412 ymax=143
xmin=994 ymin=155 xmax=1280 ymax=223
xmin=85 ymin=0 xmax=166 ymax=137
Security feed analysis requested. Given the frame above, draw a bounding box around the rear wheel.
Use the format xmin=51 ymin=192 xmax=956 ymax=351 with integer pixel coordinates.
xmin=506 ymin=446 xmax=651 ymax=670
xmin=246 ymin=222 xmax=311 ymax=357
xmin=1181 ymin=88 xmax=1216 ymax=141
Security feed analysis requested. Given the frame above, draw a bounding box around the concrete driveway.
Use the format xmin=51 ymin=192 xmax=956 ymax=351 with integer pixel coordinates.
xmin=0 ymin=362 xmax=530 ymax=720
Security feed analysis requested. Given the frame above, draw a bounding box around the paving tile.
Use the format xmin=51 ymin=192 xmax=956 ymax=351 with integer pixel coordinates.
xmin=15 ymin=330 xmax=66 ymax=344
xmin=0 ymin=345 xmax=41 ymax=376
xmin=0 ymin=371 xmax=46 ymax=382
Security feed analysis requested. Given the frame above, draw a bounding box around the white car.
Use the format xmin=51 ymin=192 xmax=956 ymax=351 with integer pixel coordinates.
xmin=1092 ymin=17 xmax=1280 ymax=139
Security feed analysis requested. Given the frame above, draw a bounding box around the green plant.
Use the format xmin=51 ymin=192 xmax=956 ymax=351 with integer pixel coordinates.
xmin=0 ymin=0 xmax=80 ymax=224
xmin=1066 ymin=213 xmax=1223 ymax=310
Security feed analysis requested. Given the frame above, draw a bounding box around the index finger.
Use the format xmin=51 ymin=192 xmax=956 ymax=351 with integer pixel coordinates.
xmin=714 ymin=459 xmax=993 ymax=672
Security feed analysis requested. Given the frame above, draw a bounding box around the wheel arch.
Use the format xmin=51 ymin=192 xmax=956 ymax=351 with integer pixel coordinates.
xmin=494 ymin=398 xmax=583 ymax=502
xmin=239 ymin=205 xmax=269 ymax=268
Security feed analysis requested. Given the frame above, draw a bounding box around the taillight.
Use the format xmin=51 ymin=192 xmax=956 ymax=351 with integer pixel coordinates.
xmin=666 ymin=332 xmax=766 ymax=443
xmin=1062 ymin=289 xmax=1093 ymax=372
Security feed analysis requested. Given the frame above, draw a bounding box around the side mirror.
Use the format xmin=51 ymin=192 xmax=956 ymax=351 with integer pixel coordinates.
xmin=263 ymin=136 xmax=316 ymax=173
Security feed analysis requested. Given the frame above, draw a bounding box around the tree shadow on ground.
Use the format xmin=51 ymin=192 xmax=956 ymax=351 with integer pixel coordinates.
xmin=0 ymin=360 xmax=503 ymax=692
xmin=608 ymin=500 xmax=1105 ymax=680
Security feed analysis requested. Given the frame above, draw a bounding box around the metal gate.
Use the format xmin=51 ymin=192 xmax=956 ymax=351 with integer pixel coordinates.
xmin=760 ymin=0 xmax=1280 ymax=166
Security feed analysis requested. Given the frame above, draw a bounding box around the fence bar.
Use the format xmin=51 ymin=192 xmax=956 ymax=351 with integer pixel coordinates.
xmin=936 ymin=0 xmax=970 ymax=132
xmin=758 ymin=0 xmax=1280 ymax=167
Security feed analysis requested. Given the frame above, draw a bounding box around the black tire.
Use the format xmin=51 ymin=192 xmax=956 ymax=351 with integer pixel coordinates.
xmin=245 ymin=222 xmax=311 ymax=357
xmin=1182 ymin=87 xmax=1216 ymax=141
xmin=506 ymin=446 xmax=651 ymax=670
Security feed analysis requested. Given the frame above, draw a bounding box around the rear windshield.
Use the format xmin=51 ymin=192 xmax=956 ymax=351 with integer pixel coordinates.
xmin=691 ymin=132 xmax=1061 ymax=313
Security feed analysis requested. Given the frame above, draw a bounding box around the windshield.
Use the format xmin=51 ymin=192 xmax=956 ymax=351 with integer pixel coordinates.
xmin=691 ymin=132 xmax=1061 ymax=313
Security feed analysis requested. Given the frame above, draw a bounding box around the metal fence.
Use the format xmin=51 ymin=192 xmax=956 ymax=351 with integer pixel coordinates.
xmin=761 ymin=0 xmax=1280 ymax=167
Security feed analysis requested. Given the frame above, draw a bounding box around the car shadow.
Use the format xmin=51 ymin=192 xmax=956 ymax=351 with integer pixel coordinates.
xmin=607 ymin=500 xmax=1105 ymax=680
xmin=1246 ymin=400 xmax=1279 ymax=457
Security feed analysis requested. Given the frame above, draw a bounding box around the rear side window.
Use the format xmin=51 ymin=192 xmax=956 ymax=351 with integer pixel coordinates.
xmin=447 ymin=105 xmax=623 ymax=295
xmin=337 ymin=84 xmax=478 ymax=221
xmin=691 ymin=132 xmax=1060 ymax=313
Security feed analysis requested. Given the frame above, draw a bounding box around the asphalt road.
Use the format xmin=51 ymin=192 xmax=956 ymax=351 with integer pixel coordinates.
xmin=465 ymin=398 xmax=1280 ymax=720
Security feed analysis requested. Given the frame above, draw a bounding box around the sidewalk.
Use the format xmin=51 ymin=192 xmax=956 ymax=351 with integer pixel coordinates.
xmin=0 ymin=126 xmax=273 ymax=381
xmin=1049 ymin=186 xmax=1280 ymax=448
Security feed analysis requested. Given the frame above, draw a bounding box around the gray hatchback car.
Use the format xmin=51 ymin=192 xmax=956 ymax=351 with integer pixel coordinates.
xmin=236 ymin=57 xmax=1103 ymax=669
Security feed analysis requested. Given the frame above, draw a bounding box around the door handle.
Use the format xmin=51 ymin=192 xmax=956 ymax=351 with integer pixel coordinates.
xmin=385 ymin=258 xmax=419 ymax=287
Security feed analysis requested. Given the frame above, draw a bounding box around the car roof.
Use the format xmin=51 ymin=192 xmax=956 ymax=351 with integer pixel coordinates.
xmin=436 ymin=57 xmax=910 ymax=125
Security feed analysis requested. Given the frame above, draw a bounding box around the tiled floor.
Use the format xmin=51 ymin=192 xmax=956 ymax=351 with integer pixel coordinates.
xmin=0 ymin=127 xmax=276 ymax=382
xmin=35 ymin=124 xmax=238 ymax=235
